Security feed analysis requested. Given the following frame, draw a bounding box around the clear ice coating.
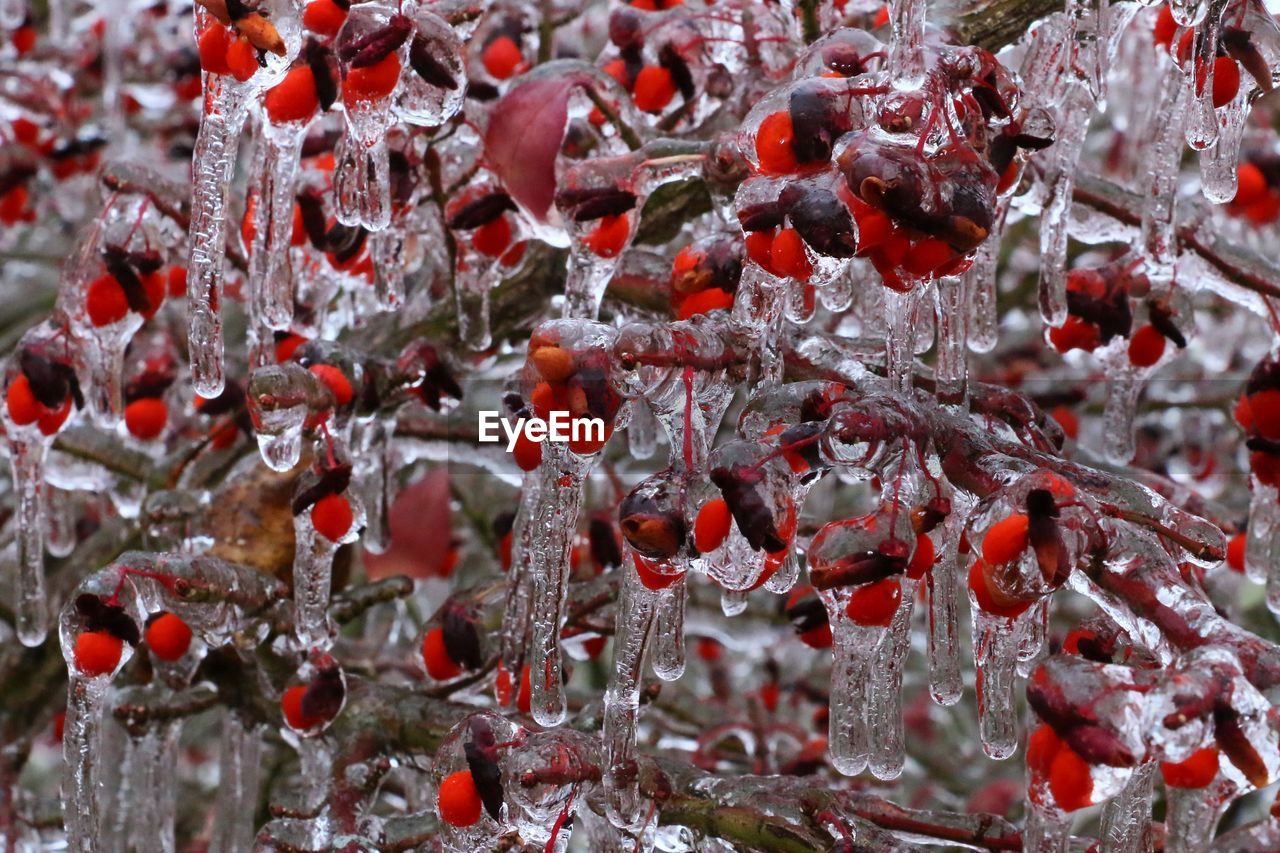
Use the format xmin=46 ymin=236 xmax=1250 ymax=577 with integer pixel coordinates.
xmin=9 ymin=0 xmax=1280 ymax=848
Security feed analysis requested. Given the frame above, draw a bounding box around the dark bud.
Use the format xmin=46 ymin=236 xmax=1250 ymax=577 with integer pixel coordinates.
xmin=19 ymin=349 xmax=72 ymax=410
xmin=737 ymin=200 xmax=785 ymax=233
xmin=822 ymin=43 xmax=868 ymax=76
xmin=442 ymin=604 xmax=484 ymax=670
xmin=101 ymin=246 xmax=157 ymax=315
xmin=1223 ymin=28 xmax=1272 ymax=94
xmin=305 ymin=41 xmax=339 ymax=111
xmin=1214 ymin=699 xmax=1271 ymax=788
xmin=1148 ymin=301 xmax=1187 ymax=349
xmin=555 ymin=186 xmax=638 ymax=222
xmin=409 ymin=34 xmax=458 ymax=89
xmin=292 ymin=464 xmax=354 ymax=515
xmin=786 ymin=594 xmax=828 ymax=635
xmin=709 ymin=464 xmax=785 ymax=553
xmin=779 ymin=184 xmax=857 ymax=258
xmin=299 ymin=665 xmax=345 ymax=722
xmin=464 ymin=733 xmax=505 ymax=821
xmin=777 ymin=421 xmax=827 ymax=473
xmin=1026 ymin=488 xmax=1069 ymax=588
xmin=658 ymin=43 xmax=694 ymax=100
xmin=75 ymin=593 xmax=141 ymax=645
xmin=493 ymin=510 xmax=516 ymax=540
xmin=446 ymin=192 xmax=517 ymax=230
xmin=340 ymin=14 xmax=412 ymax=68
xmin=619 ymin=485 xmax=687 ymax=560
xmin=296 ymin=191 xmax=331 ymax=251
xmin=789 ymin=82 xmax=851 ymax=165
xmin=589 ymin=516 xmax=622 ymax=570
xmin=326 ymin=222 xmax=368 ymax=263
xmin=608 ymin=7 xmax=644 ymax=51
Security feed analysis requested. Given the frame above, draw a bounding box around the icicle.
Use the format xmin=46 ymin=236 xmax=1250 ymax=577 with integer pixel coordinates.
xmin=650 ymin=577 xmax=686 ymax=681
xmin=1244 ymin=478 xmax=1278 ymax=584
xmin=188 ymin=60 xmax=251 ymax=397
xmin=1164 ymin=779 xmax=1230 ymax=853
xmin=602 ymin=566 xmax=658 ymax=831
xmin=46 ymin=484 xmax=77 ymax=558
xmin=933 ymin=276 xmax=968 ymax=407
xmin=884 ymin=287 xmax=923 ymax=393
xmin=927 ymin=509 xmax=965 ymax=706
xmin=1140 ymin=68 xmax=1190 ymax=288
xmin=1169 ymin=0 xmax=1209 ymax=26
xmin=1099 ymin=760 xmax=1155 ymax=853
xmin=62 ymin=674 xmax=113 ymax=851
xmin=501 ymin=477 xmax=541 ymax=671
xmin=370 ymin=228 xmax=406 ymax=311
xmin=247 ymin=122 xmax=307 ymax=330
xmin=1183 ymin=0 xmax=1230 ymax=151
xmin=334 ymin=100 xmax=393 ymax=232
xmin=964 ymin=208 xmax=1004 ymax=354
xmin=211 ymin=716 xmax=264 ymax=853
xmin=826 ymin=613 xmax=874 ymax=776
xmin=246 ymin=365 xmax=311 ymax=472
xmin=1023 ymin=800 xmax=1074 ymax=853
xmin=1200 ymin=86 xmax=1250 ymax=203
xmin=1016 ymin=597 xmax=1049 ymax=676
xmin=887 ymin=0 xmax=926 ymax=89
xmin=1103 ymin=369 xmax=1143 ymax=465
xmin=867 ymin=580 xmax=915 ymax=780
xmin=127 ymin=722 xmax=181 ymax=853
xmin=10 ymin=439 xmax=48 ymax=646
xmin=1038 ymin=85 xmax=1094 ymax=327
xmin=972 ymin=608 xmax=1021 ymax=760
xmin=627 ymin=400 xmax=658 ymax=460
xmin=720 ymin=587 xmax=749 ymax=616
xmin=1065 ymin=0 xmax=1108 ymax=102
xmin=293 ymin=506 xmax=343 ymax=650
xmin=454 ymin=265 xmax=495 ymax=352
xmin=527 ymin=446 xmax=592 ymax=726
xmin=731 ymin=266 xmax=787 ymax=390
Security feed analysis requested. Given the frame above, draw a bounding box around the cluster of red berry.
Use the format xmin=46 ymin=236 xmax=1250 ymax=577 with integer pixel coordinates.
xmin=1046 ymin=263 xmax=1182 ymax=369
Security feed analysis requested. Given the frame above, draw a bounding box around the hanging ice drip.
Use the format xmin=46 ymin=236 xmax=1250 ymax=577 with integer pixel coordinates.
xmin=1 ymin=322 xmax=83 ymax=646
xmin=188 ymin=0 xmax=300 ymax=397
xmin=333 ymin=4 xmax=410 ymax=232
xmin=445 ymin=182 xmax=531 ymax=350
xmin=512 ymin=320 xmax=625 ymax=727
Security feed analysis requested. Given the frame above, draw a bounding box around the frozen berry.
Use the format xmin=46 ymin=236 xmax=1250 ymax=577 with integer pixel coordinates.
xmin=1211 ymin=56 xmax=1240 ymax=108
xmin=968 ymin=559 xmax=1033 ymax=618
xmin=582 ymin=214 xmax=630 ymax=258
xmin=74 ymin=630 xmax=123 ymax=677
xmin=145 ymin=612 xmax=193 ymax=661
xmin=632 ymin=65 xmax=677 ymax=113
xmin=421 ymin=626 xmax=462 ymax=680
xmin=1050 ymin=405 xmax=1080 ymax=441
xmin=86 ymin=274 xmax=129 ymax=327
xmin=770 ymin=228 xmax=812 ymax=281
xmin=6 ymin=374 xmax=40 ymax=426
xmin=906 ymin=532 xmax=935 ymax=580
xmin=1048 ymin=315 xmax=1101 ymax=353
xmin=1048 ymin=743 xmax=1093 ymax=811
xmin=676 ymin=287 xmax=735 ymax=320
xmin=38 ymin=397 xmax=71 ymax=436
xmin=634 ymin=553 xmax=684 ymax=591
xmin=482 ymin=35 xmax=524 ymax=80
xmin=756 ymin=111 xmax=798 ymax=175
xmin=309 ymin=363 xmax=354 ymax=406
xmin=198 ymin=25 xmax=233 ymax=76
xmin=124 ymin=398 xmax=167 ymax=441
xmin=1234 ymin=163 xmax=1268 ymax=207
xmin=265 ymin=66 xmax=320 ymax=124
xmin=311 ymin=493 xmax=354 ymax=541
xmin=511 ymin=430 xmax=542 ymax=471
xmin=281 ymin=684 xmax=323 ymax=729
xmin=437 ymin=769 xmax=483 ymax=827
xmin=981 ymin=514 xmax=1029 ymax=566
xmin=1226 ymin=533 xmax=1246 ymax=572
xmin=226 ymin=36 xmax=259 ymax=83
xmin=303 ymin=0 xmax=348 ymax=37
xmin=694 ymin=498 xmax=732 ymax=553
xmin=345 ymin=52 xmax=401 ymax=101
xmin=1127 ymin=324 xmax=1166 ymax=368
xmin=472 ymin=215 xmax=512 ymax=257
xmin=845 ymin=578 xmax=901 ymax=627
xmin=1152 ymin=5 xmax=1176 ymax=50
xmin=1161 ymin=746 xmax=1219 ymax=789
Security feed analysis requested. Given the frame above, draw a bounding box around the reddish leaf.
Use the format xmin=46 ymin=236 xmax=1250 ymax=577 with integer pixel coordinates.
xmin=484 ymin=75 xmax=582 ymax=221
xmin=363 ymin=469 xmax=453 ymax=580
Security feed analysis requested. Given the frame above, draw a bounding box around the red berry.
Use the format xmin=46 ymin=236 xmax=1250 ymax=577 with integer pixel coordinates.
xmin=472 ymin=215 xmax=512 ymax=257
xmin=845 ymin=578 xmax=901 ymax=627
xmin=697 ymin=638 xmax=723 ymax=662
xmin=125 ymin=398 xmax=168 ymax=441
xmin=86 ymin=274 xmax=129 ymax=326
xmin=0 ymin=185 xmax=29 ymax=225
xmin=1048 ymin=315 xmax=1101 ymax=353
xmin=676 ymin=287 xmax=735 ymax=320
xmin=632 ymin=65 xmax=677 ymax=113
xmin=1251 ymin=450 xmax=1280 ymax=488
xmin=303 ymin=0 xmax=348 ymax=37
xmin=582 ymin=214 xmax=630 ymax=258
xmin=1245 ymin=191 xmax=1280 ymax=225
xmin=968 ymin=559 xmax=1033 ymax=618
xmin=1234 ymin=163 xmax=1268 ymax=207
xmin=1049 ymin=743 xmax=1093 ymax=811
xmin=437 ymin=769 xmax=483 ymax=827
xmin=345 ymin=52 xmax=401 ymax=101
xmin=7 ymin=374 xmax=40 ymax=426
xmin=516 ymin=664 xmax=531 ymax=714
xmin=511 ymin=430 xmax=542 ymax=471
xmin=281 ymin=684 xmax=323 ymax=729
xmin=1026 ymin=723 xmax=1062 ymax=779
xmin=1226 ymin=533 xmax=1246 ymax=573
xmin=1248 ymin=389 xmax=1280 ymax=440
xmin=311 ymin=493 xmax=354 ymax=541
xmin=225 ymin=36 xmax=259 ymax=83
xmin=275 ymin=333 xmax=307 ymax=363
xmin=421 ymin=626 xmax=462 ymax=680
xmin=755 ymin=111 xmax=798 ymax=175
xmin=1127 ymin=324 xmax=1166 ymax=368
xmin=634 ymin=553 xmax=684 ymax=591
xmin=982 ymin=514 xmax=1029 ymax=565
xmin=309 ymin=363 xmax=354 ymax=406
xmin=567 ymin=422 xmax=612 ymax=455
xmin=146 ymin=612 xmax=193 ymax=661
xmin=198 ymin=25 xmax=232 ymax=76
xmin=74 ymin=631 xmax=123 ymax=677
xmin=12 ymin=25 xmax=35 ymax=55
xmin=694 ymin=498 xmax=732 ymax=553
xmin=482 ymin=35 xmax=524 ymax=80
xmin=265 ymin=66 xmax=320 ymax=124
xmin=37 ymin=397 xmax=71 ymax=436
xmin=903 ymin=237 xmax=955 ymax=278
xmin=744 ymin=230 xmax=777 ymax=273
xmin=1211 ymin=56 xmax=1240 ymax=108
xmin=853 ymin=207 xmax=894 ymax=254
xmin=906 ymin=532 xmax=935 ymax=580
xmin=140 ymin=272 xmax=166 ymax=319
xmin=1161 ymin=746 xmax=1219 ymax=789
xmin=1050 ymin=405 xmax=1080 ymax=441
xmin=1152 ymin=5 xmax=1176 ymax=50
xmin=770 ymin=228 xmax=812 ymax=281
